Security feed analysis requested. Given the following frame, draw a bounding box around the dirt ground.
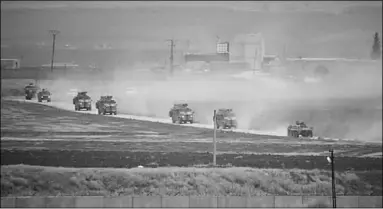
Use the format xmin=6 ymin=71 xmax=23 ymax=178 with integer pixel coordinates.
xmin=2 ymin=100 xmax=381 ymax=158
xmin=1 ymin=100 xmax=382 ymax=174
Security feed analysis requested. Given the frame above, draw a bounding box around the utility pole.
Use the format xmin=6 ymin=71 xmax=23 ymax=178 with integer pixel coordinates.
xmin=253 ymin=47 xmax=258 ymax=75
xmin=166 ymin=39 xmax=176 ymax=76
xmin=49 ymin=30 xmax=60 ymax=73
xmin=213 ymin=110 xmax=217 ymax=166
xmin=327 ymin=149 xmax=336 ymax=208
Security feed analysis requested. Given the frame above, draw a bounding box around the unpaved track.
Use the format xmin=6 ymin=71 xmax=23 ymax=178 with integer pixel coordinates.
xmin=5 ymin=96 xmax=287 ymax=136
xmin=1 ymin=98 xmax=381 ymax=170
xmin=5 ymin=96 xmax=370 ymax=144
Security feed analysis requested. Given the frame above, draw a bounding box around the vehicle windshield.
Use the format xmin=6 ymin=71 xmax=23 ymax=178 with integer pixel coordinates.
xmin=25 ymin=86 xmax=37 ymax=90
xmin=106 ymin=100 xmax=116 ymax=104
xmin=221 ymin=112 xmax=235 ymax=117
xmin=179 ymin=108 xmax=192 ymax=114
xmin=78 ymin=95 xmax=90 ymax=99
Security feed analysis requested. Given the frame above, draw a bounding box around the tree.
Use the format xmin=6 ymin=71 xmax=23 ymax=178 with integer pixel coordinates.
xmin=371 ymin=32 xmax=381 ymax=60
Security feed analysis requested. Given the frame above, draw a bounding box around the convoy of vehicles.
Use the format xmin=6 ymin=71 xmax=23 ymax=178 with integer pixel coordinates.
xmin=21 ymin=82 xmax=317 ymax=139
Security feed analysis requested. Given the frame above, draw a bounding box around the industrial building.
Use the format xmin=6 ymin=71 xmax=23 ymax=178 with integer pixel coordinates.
xmin=1 ymin=59 xmax=21 ymax=70
xmin=183 ymin=33 xmax=267 ymax=71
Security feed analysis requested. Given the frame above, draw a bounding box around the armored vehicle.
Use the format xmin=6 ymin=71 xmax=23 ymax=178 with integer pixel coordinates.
xmin=169 ymin=103 xmax=194 ymax=124
xmin=73 ymin=91 xmax=92 ymax=111
xmin=24 ymin=83 xmax=38 ymax=100
xmin=37 ymin=89 xmax=51 ymax=102
xmin=214 ymin=108 xmax=237 ymax=129
xmin=96 ymin=95 xmax=117 ymax=115
xmin=287 ymin=121 xmax=314 ymax=137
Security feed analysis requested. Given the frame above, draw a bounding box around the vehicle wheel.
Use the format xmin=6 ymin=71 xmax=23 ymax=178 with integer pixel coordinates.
xmin=190 ymin=120 xmax=194 ymax=124
xmin=294 ymin=131 xmax=299 ymax=138
xmin=103 ymin=111 xmax=106 ymax=115
xmin=114 ymin=112 xmax=117 ymax=115
xmin=47 ymin=99 xmax=51 ymax=102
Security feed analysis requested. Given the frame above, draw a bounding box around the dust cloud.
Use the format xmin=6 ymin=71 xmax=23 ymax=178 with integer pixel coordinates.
xmin=22 ymin=59 xmax=382 ymax=142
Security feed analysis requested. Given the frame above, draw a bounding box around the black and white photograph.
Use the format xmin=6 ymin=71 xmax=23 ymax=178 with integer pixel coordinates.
xmin=1 ymin=1 xmax=382 ymax=208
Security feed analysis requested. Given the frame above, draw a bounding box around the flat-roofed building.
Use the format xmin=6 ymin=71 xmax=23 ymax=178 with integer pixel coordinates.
xmin=1 ymin=58 xmax=21 ymax=69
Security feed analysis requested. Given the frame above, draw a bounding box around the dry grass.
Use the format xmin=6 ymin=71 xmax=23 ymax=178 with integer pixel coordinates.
xmin=1 ymin=164 xmax=380 ymax=197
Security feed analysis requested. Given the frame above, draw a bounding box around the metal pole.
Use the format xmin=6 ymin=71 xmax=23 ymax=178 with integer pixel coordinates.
xmin=213 ymin=110 xmax=217 ymax=166
xmin=49 ymin=30 xmax=60 ymax=73
xmin=253 ymin=47 xmax=257 ymax=74
xmin=330 ymin=149 xmax=336 ymax=208
xmin=170 ymin=39 xmax=174 ymax=76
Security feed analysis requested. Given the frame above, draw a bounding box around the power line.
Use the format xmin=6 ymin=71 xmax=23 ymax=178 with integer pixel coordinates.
xmin=49 ymin=30 xmax=60 ymax=73
xmin=166 ymin=39 xmax=176 ymax=76
xmin=213 ymin=110 xmax=217 ymax=166
xmin=329 ymin=149 xmax=336 ymax=208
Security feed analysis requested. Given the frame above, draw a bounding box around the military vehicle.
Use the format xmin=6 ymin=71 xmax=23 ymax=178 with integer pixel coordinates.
xmin=73 ymin=91 xmax=92 ymax=111
xmin=24 ymin=83 xmax=38 ymax=100
xmin=287 ymin=121 xmax=314 ymax=137
xmin=96 ymin=96 xmax=117 ymax=115
xmin=169 ymin=103 xmax=195 ymax=124
xmin=214 ymin=108 xmax=237 ymax=129
xmin=37 ymin=89 xmax=51 ymax=102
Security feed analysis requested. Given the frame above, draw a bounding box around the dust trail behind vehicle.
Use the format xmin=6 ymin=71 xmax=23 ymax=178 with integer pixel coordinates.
xmin=2 ymin=59 xmax=381 ymax=142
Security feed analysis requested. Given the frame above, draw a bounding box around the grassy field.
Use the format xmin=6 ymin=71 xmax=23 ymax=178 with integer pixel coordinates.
xmin=1 ymin=164 xmax=382 ymax=197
